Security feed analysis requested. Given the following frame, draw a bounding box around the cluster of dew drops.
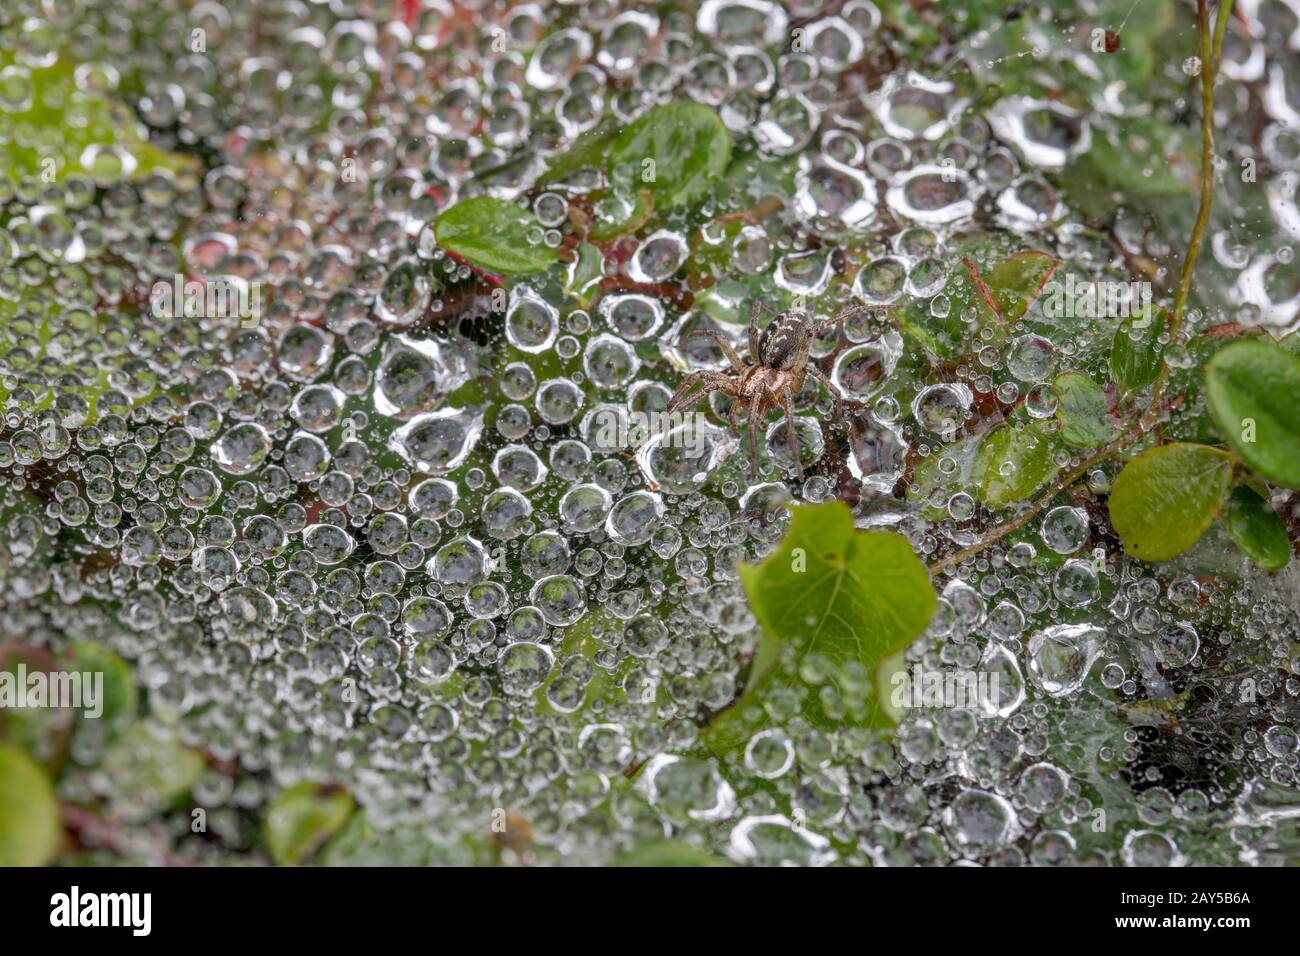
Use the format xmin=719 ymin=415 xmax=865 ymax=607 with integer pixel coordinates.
xmin=0 ymin=0 xmax=1299 ymax=865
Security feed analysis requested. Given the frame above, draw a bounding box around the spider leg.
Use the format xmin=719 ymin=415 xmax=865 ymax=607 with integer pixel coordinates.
xmin=807 ymin=366 xmax=850 ymax=420
xmin=747 ymin=399 xmax=761 ymax=479
xmin=728 ymin=395 xmax=742 ymax=436
xmin=748 ymin=300 xmax=766 ymax=363
xmin=685 ymin=330 xmax=745 ymax=373
xmin=665 ymin=370 xmax=730 ymax=415
xmin=779 ymin=388 xmax=804 ymax=482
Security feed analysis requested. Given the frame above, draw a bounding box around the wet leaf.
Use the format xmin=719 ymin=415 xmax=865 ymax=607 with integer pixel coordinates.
xmin=980 ymin=251 xmax=1060 ymax=324
xmin=1225 ymin=486 xmax=1291 ymax=572
xmin=265 ymin=782 xmax=355 ymax=865
xmin=1053 ymin=372 xmax=1111 ymax=448
xmin=100 ymin=721 xmax=205 ymax=817
xmin=1205 ymin=338 xmax=1300 ymax=489
xmin=0 ymin=51 xmax=194 ymax=183
xmin=0 ymin=742 xmax=62 ymax=866
xmin=435 ymin=196 xmax=558 ymax=274
xmin=972 ymin=419 xmax=1063 ymax=508
xmin=1110 ymin=310 xmax=1165 ymax=390
xmin=537 ymin=124 xmax=620 ymax=187
xmin=606 ymin=102 xmax=731 ymax=211
xmin=704 ymin=503 xmax=936 ymax=751
xmin=1109 ymin=443 xmax=1235 ymax=561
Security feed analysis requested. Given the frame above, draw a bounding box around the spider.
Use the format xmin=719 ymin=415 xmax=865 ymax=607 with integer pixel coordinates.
xmin=664 ymin=300 xmax=877 ymax=480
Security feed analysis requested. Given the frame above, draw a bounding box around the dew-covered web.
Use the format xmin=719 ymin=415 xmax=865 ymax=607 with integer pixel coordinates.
xmin=0 ymin=0 xmax=1297 ymax=867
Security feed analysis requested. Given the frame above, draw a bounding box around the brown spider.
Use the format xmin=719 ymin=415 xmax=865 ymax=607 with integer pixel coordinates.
xmin=664 ymin=300 xmax=876 ymax=480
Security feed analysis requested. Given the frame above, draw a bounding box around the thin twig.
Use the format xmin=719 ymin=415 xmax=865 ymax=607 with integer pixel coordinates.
xmin=927 ymin=418 xmax=1154 ymax=575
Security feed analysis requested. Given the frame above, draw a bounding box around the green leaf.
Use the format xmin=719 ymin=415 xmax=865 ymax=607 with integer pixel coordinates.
xmin=1110 ymin=310 xmax=1165 ymax=390
xmin=972 ymin=419 xmax=1063 ymax=508
xmin=1205 ymin=338 xmax=1300 ymax=489
xmin=606 ymin=102 xmax=732 ymax=210
xmin=536 ymin=125 xmax=620 ymax=187
xmin=0 ymin=742 xmax=62 ymax=866
xmin=704 ymin=503 xmax=936 ymax=751
xmin=1225 ymin=486 xmax=1291 ymax=572
xmin=1053 ymin=372 xmax=1112 ymax=448
xmin=1109 ymin=443 xmax=1235 ymax=561
xmin=265 ymin=782 xmax=355 ymax=865
xmin=434 ymin=196 xmax=558 ymax=274
xmin=980 ymin=251 xmax=1060 ymax=324
xmin=101 ymin=721 xmax=205 ymax=814
xmin=612 ymin=840 xmax=731 ymax=867
xmin=70 ymin=642 xmax=136 ymax=729
xmin=0 ymin=51 xmax=194 ymax=183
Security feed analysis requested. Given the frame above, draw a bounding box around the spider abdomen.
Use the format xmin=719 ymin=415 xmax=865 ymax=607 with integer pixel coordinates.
xmin=757 ymin=310 xmax=807 ymax=369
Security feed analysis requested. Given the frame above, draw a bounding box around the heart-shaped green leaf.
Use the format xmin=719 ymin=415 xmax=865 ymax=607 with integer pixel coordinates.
xmin=703 ymin=503 xmax=935 ymax=752
xmin=1205 ymin=338 xmax=1300 ymax=489
xmin=606 ymin=102 xmax=732 ymax=211
xmin=434 ymin=196 xmax=558 ymax=274
xmin=1109 ymin=443 xmax=1235 ymax=561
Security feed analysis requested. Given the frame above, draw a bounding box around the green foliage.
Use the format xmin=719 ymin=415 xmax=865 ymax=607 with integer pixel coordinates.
xmin=0 ymin=51 xmax=193 ymax=183
xmin=978 ymin=251 xmax=1060 ymax=324
xmin=1109 ymin=311 xmax=1165 ymax=391
xmin=434 ymin=196 xmax=559 ymax=274
xmin=100 ymin=721 xmax=205 ymax=813
xmin=972 ymin=419 xmax=1063 ymax=508
xmin=1109 ymin=443 xmax=1235 ymax=561
xmin=706 ymin=503 xmax=935 ymax=752
xmin=1225 ymin=486 xmax=1291 ymax=572
xmin=1205 ymin=338 xmax=1300 ymax=489
xmin=606 ymin=102 xmax=732 ymax=210
xmin=1053 ymin=372 xmax=1111 ymax=448
xmin=536 ymin=125 xmax=620 ymax=187
xmin=265 ymin=782 xmax=355 ymax=865
xmin=612 ymin=840 xmax=730 ymax=867
xmin=0 ymin=742 xmax=61 ymax=866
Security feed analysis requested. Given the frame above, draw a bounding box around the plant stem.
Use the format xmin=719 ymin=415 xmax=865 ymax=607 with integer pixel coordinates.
xmin=927 ymin=1 xmax=1234 ymax=576
xmin=927 ymin=419 xmax=1152 ymax=576
xmin=1156 ymin=0 xmax=1234 ymax=396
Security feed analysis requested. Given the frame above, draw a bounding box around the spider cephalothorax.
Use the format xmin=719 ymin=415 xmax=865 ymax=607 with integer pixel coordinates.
xmin=664 ymin=300 xmax=875 ymax=480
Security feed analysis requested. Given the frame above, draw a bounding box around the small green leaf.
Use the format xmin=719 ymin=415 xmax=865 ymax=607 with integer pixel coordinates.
xmin=1205 ymin=338 xmax=1300 ymax=489
xmin=981 ymin=251 xmax=1060 ymax=324
xmin=101 ymin=720 xmax=205 ymax=815
xmin=536 ymin=125 xmax=620 ymax=187
xmin=612 ymin=840 xmax=731 ymax=867
xmin=0 ymin=742 xmax=62 ymax=866
xmin=1110 ymin=310 xmax=1165 ymax=390
xmin=1109 ymin=443 xmax=1235 ymax=561
xmin=70 ymin=642 xmax=136 ymax=729
xmin=704 ymin=503 xmax=935 ymax=751
xmin=1053 ymin=372 xmax=1112 ymax=448
xmin=972 ymin=420 xmax=1063 ymax=508
xmin=434 ymin=196 xmax=558 ymax=274
xmin=606 ymin=102 xmax=732 ymax=210
xmin=265 ymin=782 xmax=355 ymax=865
xmin=1225 ymin=486 xmax=1291 ymax=571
